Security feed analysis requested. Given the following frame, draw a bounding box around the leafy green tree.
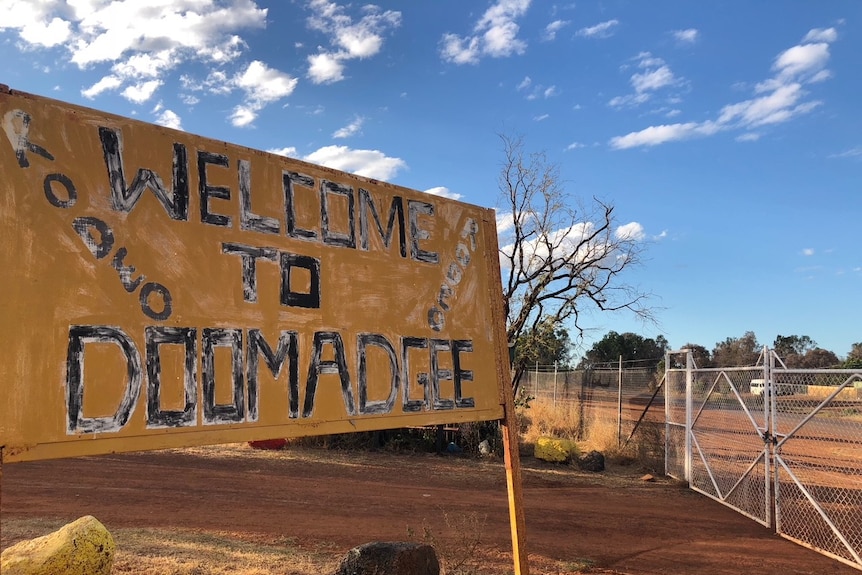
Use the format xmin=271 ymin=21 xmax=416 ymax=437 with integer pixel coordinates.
xmin=711 ymin=331 xmax=761 ymax=367
xmin=798 ymin=348 xmax=840 ymax=368
xmin=843 ymin=343 xmax=862 ymax=368
xmin=578 ymin=331 xmax=667 ymax=370
xmin=512 ymin=317 xmax=572 ymax=371
xmin=773 ymin=334 xmax=818 ymax=367
xmin=678 ymin=343 xmax=712 ymax=368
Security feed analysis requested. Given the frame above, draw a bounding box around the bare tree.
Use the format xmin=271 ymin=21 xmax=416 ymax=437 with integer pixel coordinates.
xmin=496 ymin=134 xmax=653 ymax=389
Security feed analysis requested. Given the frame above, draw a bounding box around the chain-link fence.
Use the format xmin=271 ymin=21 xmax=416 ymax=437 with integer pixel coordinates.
xmin=771 ymin=367 xmax=862 ymax=569
xmin=519 ymin=363 xmax=665 ymax=452
xmin=667 ymin=348 xmax=862 ymax=571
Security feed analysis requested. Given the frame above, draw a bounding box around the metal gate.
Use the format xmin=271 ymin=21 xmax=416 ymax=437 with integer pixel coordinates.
xmin=666 ymin=349 xmax=862 ymax=571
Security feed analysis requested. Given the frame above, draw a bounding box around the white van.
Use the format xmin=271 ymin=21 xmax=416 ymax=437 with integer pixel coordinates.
xmin=750 ymin=378 xmax=795 ymax=397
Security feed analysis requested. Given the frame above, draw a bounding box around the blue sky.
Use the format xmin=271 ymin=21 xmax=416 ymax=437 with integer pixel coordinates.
xmin=1 ymin=1 xmax=860 ymax=359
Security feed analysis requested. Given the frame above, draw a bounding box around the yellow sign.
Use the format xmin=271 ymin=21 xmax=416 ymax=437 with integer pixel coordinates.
xmin=0 ymin=87 xmax=508 ymax=462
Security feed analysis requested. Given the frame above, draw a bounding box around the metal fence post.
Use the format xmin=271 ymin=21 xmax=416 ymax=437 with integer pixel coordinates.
xmin=685 ymin=350 xmax=693 ymax=482
xmin=617 ymin=355 xmax=623 ymax=447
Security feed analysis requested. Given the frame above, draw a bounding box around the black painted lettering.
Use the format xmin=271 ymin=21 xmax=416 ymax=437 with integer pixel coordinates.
xmin=145 ymin=326 xmax=197 ymax=428
xmin=197 ymin=151 xmax=232 ymax=227
xmin=43 ymin=173 xmax=76 ymax=208
xmin=72 ymin=216 xmax=114 ymax=260
xmin=460 ymin=218 xmax=479 ymax=251
xmin=139 ymin=282 xmax=172 ymax=321
xmin=3 ymin=109 xmax=54 ymax=168
xmin=99 ymin=127 xmax=189 ymax=219
xmin=454 ymin=242 xmax=471 ymax=267
xmin=320 ymin=179 xmax=356 ymax=248
xmin=280 ymin=252 xmax=321 ymax=308
xmin=302 ymin=332 xmax=355 ymax=418
xmin=248 ymin=330 xmax=299 ymax=420
xmin=437 ymin=284 xmax=453 ymax=311
xmin=222 ymin=242 xmax=278 ymax=303
xmin=357 ymin=333 xmax=399 ymax=415
xmin=111 ymin=247 xmax=145 ymax=293
xmin=358 ymin=190 xmax=406 ymax=256
xmin=202 ymin=328 xmax=245 ymax=424
xmin=66 ymin=325 xmax=142 ymax=434
xmin=401 ymin=337 xmax=429 ymax=412
xmin=427 ymin=306 xmax=444 ymax=332
xmin=284 ymin=171 xmax=317 ymax=240
xmin=429 ymin=339 xmax=455 ymax=410
xmin=452 ymin=340 xmax=475 ymax=408
xmin=445 ymin=262 xmax=463 ymax=286
xmin=238 ymin=159 xmax=279 ymax=234
xmin=408 ymin=200 xmax=439 ymax=263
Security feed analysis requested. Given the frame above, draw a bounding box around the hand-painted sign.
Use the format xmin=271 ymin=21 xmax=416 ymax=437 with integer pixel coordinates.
xmin=0 ymin=87 xmax=508 ymax=462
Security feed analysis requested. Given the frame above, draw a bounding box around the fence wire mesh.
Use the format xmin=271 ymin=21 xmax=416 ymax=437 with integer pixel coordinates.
xmin=772 ymin=369 xmax=862 ymax=568
xmin=667 ymin=349 xmax=862 ymax=571
xmin=519 ymin=365 xmax=665 ymax=454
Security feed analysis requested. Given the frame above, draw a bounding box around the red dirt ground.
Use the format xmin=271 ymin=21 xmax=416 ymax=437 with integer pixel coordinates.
xmin=1 ymin=444 xmax=858 ymax=575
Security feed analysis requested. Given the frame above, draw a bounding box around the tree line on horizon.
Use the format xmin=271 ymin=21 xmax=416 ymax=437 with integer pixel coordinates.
xmin=514 ymin=327 xmax=862 ymax=371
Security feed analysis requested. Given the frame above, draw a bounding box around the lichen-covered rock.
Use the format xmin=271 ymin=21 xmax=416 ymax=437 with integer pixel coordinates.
xmin=0 ymin=515 xmax=115 ymax=575
xmin=334 ymin=541 xmax=439 ymax=575
xmin=534 ymin=436 xmax=578 ymax=463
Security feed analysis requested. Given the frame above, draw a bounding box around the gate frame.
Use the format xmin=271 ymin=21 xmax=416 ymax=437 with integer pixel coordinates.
xmin=667 ymin=348 xmax=862 ymax=572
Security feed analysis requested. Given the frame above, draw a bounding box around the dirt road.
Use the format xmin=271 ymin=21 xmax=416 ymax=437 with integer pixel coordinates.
xmin=1 ymin=445 xmax=857 ymax=574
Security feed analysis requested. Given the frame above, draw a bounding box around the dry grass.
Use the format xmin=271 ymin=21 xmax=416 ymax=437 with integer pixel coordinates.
xmin=1 ymin=518 xmax=338 ymax=575
xmin=518 ymin=398 xmax=582 ymax=446
xmin=518 ymin=397 xmax=664 ymax=471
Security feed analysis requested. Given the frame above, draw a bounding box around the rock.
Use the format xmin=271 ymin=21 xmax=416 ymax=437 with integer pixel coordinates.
xmin=534 ymin=436 xmax=578 ymax=463
xmin=248 ymin=438 xmax=288 ymax=450
xmin=577 ymin=450 xmax=605 ymax=472
xmin=640 ymin=474 xmax=655 ymax=482
xmin=333 ymin=541 xmax=440 ymax=575
xmin=1 ymin=515 xmax=115 ymax=575
xmin=478 ymin=439 xmax=491 ymax=456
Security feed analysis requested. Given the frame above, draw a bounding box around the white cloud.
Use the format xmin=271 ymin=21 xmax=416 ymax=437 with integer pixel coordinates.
xmin=577 ymin=19 xmax=619 ymax=39
xmin=615 ymin=222 xmax=645 ymax=241
xmin=830 ymin=146 xmax=862 ymax=159
xmin=305 ymin=1 xmax=401 ymax=83
xmin=496 ymin=212 xmax=514 ymax=235
xmin=81 ymin=75 xmax=123 ymax=99
xmin=424 ymin=186 xmax=463 ymax=201
xmin=154 ymin=109 xmax=182 ymax=130
xmin=519 ymin=80 xmax=558 ymax=100
xmin=802 ymin=248 xmax=815 ymax=256
xmin=609 ymin=52 xmax=680 ymax=109
xmin=440 ymin=0 xmax=531 ymax=65
xmin=308 ymin=52 xmax=345 ymax=84
xmin=499 ymin=218 xmax=646 ymax=273
xmin=230 ymin=105 xmax=258 ymax=128
xmin=543 ymin=19 xmax=570 ymax=41
xmin=533 ymin=114 xmax=549 ymax=122
xmin=632 ymin=65 xmax=676 ymax=93
xmin=268 ymin=146 xmax=299 ymax=158
xmin=302 ymin=145 xmax=406 ymax=180
xmin=0 ymin=0 xmax=304 ymax=122
xmin=229 ymin=61 xmax=298 ymax=126
xmin=333 ymin=116 xmax=365 ymax=139
xmin=673 ymin=28 xmax=698 ymax=43
xmin=122 ymin=80 xmax=162 ymax=104
xmin=803 ymin=27 xmax=838 ymax=43
xmin=565 ymin=142 xmax=585 ymax=150
xmin=610 ymin=28 xmax=836 ymax=149
xmin=610 ymin=121 xmax=720 ymax=149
